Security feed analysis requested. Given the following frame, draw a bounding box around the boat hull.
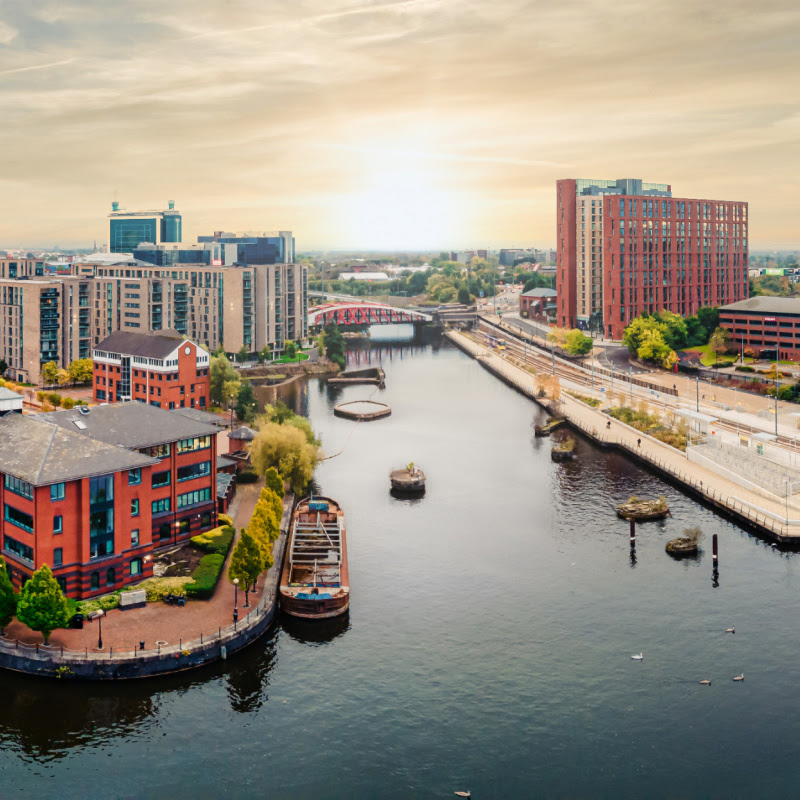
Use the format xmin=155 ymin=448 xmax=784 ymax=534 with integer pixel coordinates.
xmin=280 ymin=593 xmax=349 ymax=619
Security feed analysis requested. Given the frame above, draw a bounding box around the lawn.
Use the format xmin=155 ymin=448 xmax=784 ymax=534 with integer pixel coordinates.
xmin=273 ymin=352 xmax=310 ymax=364
xmin=680 ymin=344 xmax=743 ymax=367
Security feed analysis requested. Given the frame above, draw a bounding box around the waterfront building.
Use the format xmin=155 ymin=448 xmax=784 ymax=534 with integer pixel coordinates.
xmin=92 ymin=330 xmax=210 ymax=408
xmin=109 ymin=200 xmax=182 ymax=253
xmin=0 ymin=403 xmax=220 ymax=598
xmin=519 ymin=288 xmax=557 ymax=321
xmin=556 ymin=178 xmax=748 ymax=338
xmin=719 ymin=297 xmax=800 ymax=360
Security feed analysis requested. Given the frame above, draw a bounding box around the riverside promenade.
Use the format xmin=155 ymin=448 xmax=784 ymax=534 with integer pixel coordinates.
xmin=447 ymin=329 xmax=800 ymax=543
xmin=0 ymin=481 xmax=293 ymax=679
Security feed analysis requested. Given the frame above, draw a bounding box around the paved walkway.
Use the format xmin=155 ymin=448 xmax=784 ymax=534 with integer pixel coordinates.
xmin=450 ymin=330 xmax=799 ymax=540
xmin=3 ymin=480 xmax=286 ymax=652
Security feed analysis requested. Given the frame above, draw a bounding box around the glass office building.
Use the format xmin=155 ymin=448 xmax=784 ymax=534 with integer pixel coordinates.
xmin=108 ymin=201 xmax=182 ymax=253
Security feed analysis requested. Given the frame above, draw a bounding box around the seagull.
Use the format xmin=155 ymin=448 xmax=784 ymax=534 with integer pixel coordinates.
xmin=455 ymin=793 xmax=471 ymax=799
xmin=700 ymin=679 xmax=711 ymax=685
xmin=631 ymin=653 xmax=643 ymax=661
xmin=726 ymin=628 xmax=735 ymax=634
xmin=733 ymin=674 xmax=744 ymax=682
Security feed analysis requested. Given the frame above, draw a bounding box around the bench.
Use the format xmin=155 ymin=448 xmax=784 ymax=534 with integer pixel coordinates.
xmin=119 ymin=589 xmax=147 ymax=609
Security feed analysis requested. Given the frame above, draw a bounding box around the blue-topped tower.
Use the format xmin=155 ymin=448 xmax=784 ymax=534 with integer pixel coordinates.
xmin=108 ymin=200 xmax=183 ymax=253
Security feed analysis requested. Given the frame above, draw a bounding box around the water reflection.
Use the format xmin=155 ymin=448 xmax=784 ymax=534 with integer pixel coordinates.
xmin=225 ymin=631 xmax=279 ymax=714
xmin=279 ymin=612 xmax=351 ymax=645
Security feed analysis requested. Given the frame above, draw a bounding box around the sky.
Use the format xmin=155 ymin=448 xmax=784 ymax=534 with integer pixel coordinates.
xmin=0 ymin=0 xmax=799 ymax=251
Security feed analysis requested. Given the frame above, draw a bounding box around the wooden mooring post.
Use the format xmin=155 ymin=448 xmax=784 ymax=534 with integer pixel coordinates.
xmin=629 ymin=518 xmax=636 ymax=546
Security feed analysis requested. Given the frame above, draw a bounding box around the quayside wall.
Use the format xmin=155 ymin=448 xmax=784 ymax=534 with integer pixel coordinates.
xmin=446 ymin=329 xmax=800 ymax=544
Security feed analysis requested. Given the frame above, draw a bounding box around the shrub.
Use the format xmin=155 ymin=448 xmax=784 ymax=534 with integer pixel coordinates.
xmin=79 ymin=592 xmax=121 ymax=614
xmin=190 ymin=525 xmax=235 ymax=556
xmin=218 ymin=513 xmax=234 ymax=527
xmin=62 ymin=397 xmax=75 ymax=409
xmin=37 ymin=391 xmax=46 ymax=401
xmin=185 ymin=554 xmax=225 ymax=599
xmin=122 ymin=576 xmax=192 ymax=602
xmin=735 ymin=365 xmax=755 ymax=373
xmin=48 ymin=393 xmax=62 ymax=407
xmin=236 ymin=469 xmax=259 ymax=484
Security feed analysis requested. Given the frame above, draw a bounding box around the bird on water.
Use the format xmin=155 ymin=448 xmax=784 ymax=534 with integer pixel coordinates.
xmin=733 ymin=674 xmax=744 ymax=682
xmin=700 ymin=680 xmax=711 ymax=685
xmin=726 ymin=628 xmax=735 ymax=634
xmin=455 ymin=793 xmax=471 ymax=798
xmin=631 ymin=653 xmax=643 ymax=661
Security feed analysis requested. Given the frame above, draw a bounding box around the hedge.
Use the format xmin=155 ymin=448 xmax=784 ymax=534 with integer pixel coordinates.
xmin=236 ymin=470 xmax=259 ymax=484
xmin=190 ymin=525 xmax=235 ymax=556
xmin=735 ymin=365 xmax=755 ymax=373
xmin=218 ymin=513 xmax=234 ymax=527
xmin=185 ymin=554 xmax=225 ymax=599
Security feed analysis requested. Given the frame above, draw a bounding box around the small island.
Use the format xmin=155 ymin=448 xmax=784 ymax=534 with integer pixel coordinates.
xmin=551 ymin=437 xmax=576 ymax=462
xmin=616 ymin=494 xmax=670 ymax=521
xmin=535 ymin=417 xmax=564 ymax=437
xmin=390 ymin=462 xmax=426 ymax=494
xmin=666 ymin=526 xmax=703 ymax=557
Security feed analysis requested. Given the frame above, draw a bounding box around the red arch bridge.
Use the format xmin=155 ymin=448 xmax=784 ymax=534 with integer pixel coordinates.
xmin=308 ymin=302 xmax=432 ymax=327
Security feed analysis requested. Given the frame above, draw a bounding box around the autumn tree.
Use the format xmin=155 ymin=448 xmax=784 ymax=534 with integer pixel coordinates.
xmin=564 ymin=329 xmax=593 ymax=357
xmin=41 ymin=361 xmax=59 ymax=386
xmin=708 ymin=327 xmax=731 ymax=364
xmin=228 ymin=531 xmax=265 ymax=606
xmin=57 ymin=368 xmax=70 ymax=387
xmin=251 ymin=422 xmax=320 ymax=495
xmin=67 ymin=359 xmax=94 ymax=383
xmin=16 ymin=564 xmax=69 ymax=644
xmin=265 ymin=467 xmax=285 ymax=498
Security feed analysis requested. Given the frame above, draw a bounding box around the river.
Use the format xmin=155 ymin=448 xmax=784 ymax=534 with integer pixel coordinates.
xmin=4 ymin=331 xmax=800 ymax=798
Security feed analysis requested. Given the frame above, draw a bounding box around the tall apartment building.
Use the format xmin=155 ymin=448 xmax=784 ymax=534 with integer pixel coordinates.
xmin=556 ymin=178 xmax=748 ymax=339
xmin=108 ymin=201 xmax=182 ymax=253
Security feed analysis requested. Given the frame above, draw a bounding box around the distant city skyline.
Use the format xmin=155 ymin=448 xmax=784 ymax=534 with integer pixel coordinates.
xmin=1 ymin=0 xmax=799 ymax=250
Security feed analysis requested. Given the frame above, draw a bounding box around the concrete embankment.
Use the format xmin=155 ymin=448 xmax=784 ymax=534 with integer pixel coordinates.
xmin=447 ymin=329 xmax=799 ymax=543
xmin=0 ymin=501 xmax=293 ymax=680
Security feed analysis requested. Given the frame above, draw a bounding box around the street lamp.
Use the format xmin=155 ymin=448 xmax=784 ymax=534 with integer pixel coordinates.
xmin=233 ymin=578 xmax=239 ymax=623
xmin=97 ymin=610 xmax=103 ymax=650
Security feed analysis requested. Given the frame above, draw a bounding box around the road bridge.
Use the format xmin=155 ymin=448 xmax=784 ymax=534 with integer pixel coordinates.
xmin=309 ymin=302 xmax=432 ymax=327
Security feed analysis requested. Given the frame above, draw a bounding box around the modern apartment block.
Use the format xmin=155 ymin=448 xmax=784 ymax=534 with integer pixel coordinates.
xmin=556 ymin=178 xmax=749 ymax=339
xmin=108 ymin=200 xmax=182 ymax=253
xmin=0 ymin=403 xmax=220 ymax=598
xmin=92 ymin=330 xmax=210 ymax=409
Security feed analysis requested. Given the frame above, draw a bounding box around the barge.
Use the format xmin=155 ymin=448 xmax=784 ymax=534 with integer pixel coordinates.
xmin=279 ymin=497 xmax=349 ymax=620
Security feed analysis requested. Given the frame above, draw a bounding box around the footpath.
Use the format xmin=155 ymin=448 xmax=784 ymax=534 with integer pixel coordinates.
xmin=448 ymin=329 xmax=800 ymax=542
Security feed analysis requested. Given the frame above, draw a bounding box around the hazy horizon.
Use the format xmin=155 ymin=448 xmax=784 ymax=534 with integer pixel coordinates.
xmin=1 ymin=0 xmax=799 ymax=251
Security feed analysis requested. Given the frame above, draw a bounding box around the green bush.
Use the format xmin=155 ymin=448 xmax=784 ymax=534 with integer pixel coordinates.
xmin=48 ymin=393 xmax=62 ymax=407
xmin=79 ymin=592 xmax=121 ymax=614
xmin=218 ymin=513 xmax=234 ymax=527
xmin=735 ymin=365 xmax=755 ymax=373
xmin=190 ymin=525 xmax=235 ymax=555
xmin=122 ymin=577 xmax=191 ymax=602
xmin=778 ymin=385 xmax=795 ymax=401
xmin=37 ymin=391 xmax=46 ymax=401
xmin=62 ymin=397 xmax=75 ymax=409
xmin=236 ymin=470 xmax=259 ymax=484
xmin=185 ymin=554 xmax=225 ymax=599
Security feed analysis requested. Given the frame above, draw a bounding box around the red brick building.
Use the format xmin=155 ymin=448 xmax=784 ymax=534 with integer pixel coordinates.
xmin=720 ymin=297 xmax=800 ymax=361
xmin=0 ymin=404 xmax=222 ymax=598
xmin=519 ymin=288 xmax=557 ymax=321
xmin=93 ymin=330 xmax=210 ymax=410
xmin=556 ymin=178 xmax=748 ymax=339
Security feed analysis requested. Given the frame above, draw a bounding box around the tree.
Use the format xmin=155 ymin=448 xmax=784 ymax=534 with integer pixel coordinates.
xmin=41 ymin=361 xmax=59 ymax=386
xmin=237 ymin=344 xmax=249 ymax=363
xmin=322 ymin=323 xmax=345 ymax=370
xmin=317 ymin=331 xmax=326 ymax=358
xmin=0 ymin=557 xmax=17 ymax=634
xmin=228 ymin=531 xmax=265 ymax=606
xmin=16 ymin=564 xmax=69 ymax=644
xmin=546 ymin=327 xmax=569 ymax=348
xmin=56 ymin=368 xmax=70 ymax=387
xmin=235 ymin=380 xmax=257 ymax=423
xmin=286 ymin=415 xmax=321 ymax=446
xmin=264 ymin=466 xmax=285 ymax=498
xmin=0 ymin=359 xmax=7 ymax=377
xmin=223 ymin=380 xmax=241 ymax=409
xmin=257 ymin=345 xmax=272 ymax=364
xmin=251 ymin=422 xmax=320 ymax=495
xmin=284 ymin=341 xmax=298 ymax=359
xmin=210 ymin=354 xmax=238 ymax=405
xmin=636 ymin=328 xmax=677 ymax=369
xmin=709 ymin=327 xmax=731 ymax=363
xmin=67 ymin=358 xmax=94 ymax=383
xmin=260 ymin=487 xmax=284 ymax=529
xmin=457 ymin=286 xmax=471 ymax=305
xmin=564 ymin=329 xmax=593 ymax=356
xmin=655 ymin=311 xmax=688 ymax=350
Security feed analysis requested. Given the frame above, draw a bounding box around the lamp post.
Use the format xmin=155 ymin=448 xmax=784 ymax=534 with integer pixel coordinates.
xmin=696 ymin=375 xmax=699 ymax=412
xmin=233 ymin=578 xmax=239 ymax=623
xmin=97 ymin=611 xmax=103 ymax=650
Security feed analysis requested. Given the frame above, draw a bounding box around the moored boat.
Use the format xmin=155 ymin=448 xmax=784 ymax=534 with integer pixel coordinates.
xmin=279 ymin=496 xmax=349 ymax=620
xmin=390 ymin=462 xmax=426 ymax=493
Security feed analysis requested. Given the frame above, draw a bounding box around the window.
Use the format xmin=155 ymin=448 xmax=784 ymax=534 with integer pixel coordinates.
xmin=177 ymin=461 xmax=211 ymax=482
xmin=54 ymin=515 xmax=63 ymax=534
xmin=50 ymin=482 xmax=65 ymax=501
xmin=90 ymin=474 xmax=114 ymax=505
xmin=130 ymin=558 xmax=142 ymax=576
xmin=201 ymin=512 xmax=211 ymax=527
xmin=91 ymin=571 xmax=100 ymax=589
xmin=131 ymin=529 xmax=139 ymax=547
xmin=152 ymin=470 xmax=171 ymax=488
xmin=4 ymin=535 xmax=33 ymax=563
xmin=128 ymin=468 xmax=142 ymax=486
xmin=131 ymin=499 xmax=140 ymax=516
xmin=106 ymin=567 xmax=115 ymax=586
xmin=5 ymin=475 xmax=33 ymax=500
xmin=177 ymin=488 xmax=211 ymax=509
xmin=159 ymin=523 xmax=172 ymax=540
xmin=139 ymin=443 xmax=170 ymax=459
xmin=177 ymin=435 xmax=211 ymax=454
xmin=152 ymin=498 xmax=171 ymax=515
xmin=179 ymin=519 xmax=190 ymax=535
xmin=54 ymin=547 xmax=63 ymax=566
xmin=57 ymin=577 xmax=66 ymax=594
xmin=4 ymin=504 xmax=33 ymax=532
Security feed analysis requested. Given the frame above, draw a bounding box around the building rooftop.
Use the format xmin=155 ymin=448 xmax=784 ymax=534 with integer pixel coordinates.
xmin=42 ymin=403 xmax=220 ymax=449
xmin=0 ymin=387 xmax=23 ymax=401
xmin=521 ymin=288 xmax=558 ymax=298
xmin=720 ymin=297 xmax=800 ymax=315
xmin=172 ymin=407 xmax=227 ymax=427
xmin=94 ymin=330 xmax=190 ymax=360
xmin=228 ymin=425 xmax=257 ymax=441
xmin=0 ymin=414 xmax=154 ymax=486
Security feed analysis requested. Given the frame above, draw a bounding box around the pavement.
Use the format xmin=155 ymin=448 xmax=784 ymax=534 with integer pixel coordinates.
xmin=2 ymin=480 xmax=283 ymax=653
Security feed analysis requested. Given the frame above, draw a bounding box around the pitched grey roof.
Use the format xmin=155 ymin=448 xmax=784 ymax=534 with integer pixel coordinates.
xmin=172 ymin=407 xmax=227 ymax=427
xmin=44 ymin=403 xmax=220 ymax=448
xmin=0 ymin=387 xmax=23 ymax=401
xmin=94 ymin=329 xmax=189 ymax=360
xmin=0 ymin=414 xmax=155 ymax=486
xmin=521 ymin=288 xmax=558 ymax=298
xmin=721 ymin=297 xmax=800 ymax=315
xmin=228 ymin=425 xmax=257 ymax=441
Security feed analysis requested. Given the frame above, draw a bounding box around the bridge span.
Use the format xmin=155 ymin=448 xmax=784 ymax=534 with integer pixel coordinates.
xmin=308 ymin=301 xmax=432 ymax=327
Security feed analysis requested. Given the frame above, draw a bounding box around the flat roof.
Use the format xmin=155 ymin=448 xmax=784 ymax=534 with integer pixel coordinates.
xmin=675 ymin=409 xmax=719 ymax=424
xmin=43 ymin=403 xmax=220 ymax=449
xmin=720 ymin=297 xmax=800 ymax=315
xmin=0 ymin=414 xmax=155 ymax=486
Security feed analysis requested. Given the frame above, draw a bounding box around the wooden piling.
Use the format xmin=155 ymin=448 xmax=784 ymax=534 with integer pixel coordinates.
xmin=629 ymin=518 xmax=636 ymax=545
xmin=712 ymin=533 xmax=718 ymax=563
